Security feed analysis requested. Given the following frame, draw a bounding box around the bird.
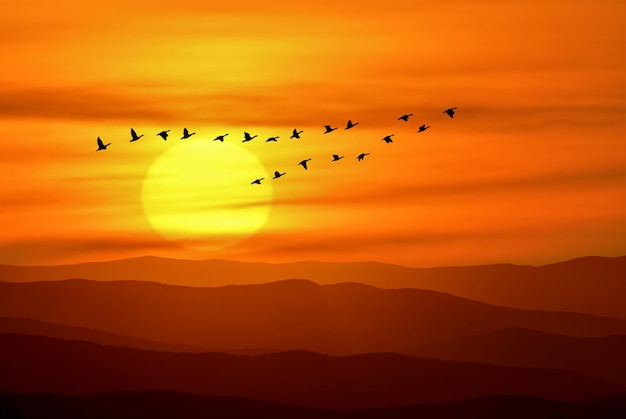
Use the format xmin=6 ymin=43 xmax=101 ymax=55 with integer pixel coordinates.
xmin=213 ymin=134 xmax=229 ymax=142
xmin=157 ymin=130 xmax=171 ymax=141
xmin=290 ymin=129 xmax=303 ymax=139
xmin=251 ymin=178 xmax=264 ymax=185
xmin=181 ymin=128 xmax=196 ymax=140
xmin=266 ymin=136 xmax=279 ymax=142
xmin=443 ymin=107 xmax=457 ymax=118
xmin=96 ymin=137 xmax=110 ymax=151
xmin=345 ymin=120 xmax=359 ymax=130
xmin=381 ymin=135 xmax=394 ymax=144
xmin=398 ymin=113 xmax=413 ymax=121
xmin=243 ymin=132 xmax=257 ymax=142
xmin=357 ymin=153 xmax=370 ymax=161
xmin=324 ymin=125 xmax=337 ymax=134
xmin=417 ymin=124 xmax=430 ymax=133
xmin=273 ymin=171 xmax=286 ymax=179
xmin=331 ymin=154 xmax=344 ymax=161
xmin=298 ymin=158 xmax=312 ymax=170
xmin=129 ymin=128 xmax=143 ymax=142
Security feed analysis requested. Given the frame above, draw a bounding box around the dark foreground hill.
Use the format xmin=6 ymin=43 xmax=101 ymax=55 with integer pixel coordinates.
xmin=0 ymin=333 xmax=623 ymax=409
xmin=414 ymin=327 xmax=626 ymax=386
xmin=1 ymin=391 xmax=626 ymax=419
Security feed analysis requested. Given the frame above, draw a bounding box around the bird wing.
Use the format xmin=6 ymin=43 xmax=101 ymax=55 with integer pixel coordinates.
xmin=183 ymin=128 xmax=189 ymax=136
xmin=274 ymin=171 xmax=280 ymax=177
xmin=97 ymin=137 xmax=104 ymax=147
xmin=131 ymin=128 xmax=137 ymax=137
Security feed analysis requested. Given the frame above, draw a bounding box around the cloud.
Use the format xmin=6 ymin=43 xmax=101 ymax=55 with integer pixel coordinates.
xmin=0 ymin=86 xmax=171 ymax=122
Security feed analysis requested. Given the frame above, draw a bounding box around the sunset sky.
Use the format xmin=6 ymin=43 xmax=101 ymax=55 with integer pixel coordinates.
xmin=1 ymin=0 xmax=624 ymax=267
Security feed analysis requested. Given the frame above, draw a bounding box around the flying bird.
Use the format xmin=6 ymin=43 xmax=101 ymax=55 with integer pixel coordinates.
xmin=443 ymin=107 xmax=457 ymax=118
xmin=273 ymin=171 xmax=286 ymax=179
xmin=381 ymin=134 xmax=394 ymax=144
xmin=157 ymin=130 xmax=171 ymax=141
xmin=331 ymin=154 xmax=344 ymax=161
xmin=129 ymin=128 xmax=143 ymax=142
xmin=345 ymin=120 xmax=359 ymax=130
xmin=266 ymin=136 xmax=279 ymax=142
xmin=290 ymin=129 xmax=303 ymax=139
xmin=417 ymin=124 xmax=430 ymax=133
xmin=181 ymin=128 xmax=196 ymax=140
xmin=357 ymin=153 xmax=370 ymax=161
xmin=96 ymin=137 xmax=110 ymax=151
xmin=243 ymin=132 xmax=257 ymax=142
xmin=213 ymin=134 xmax=229 ymax=142
xmin=398 ymin=113 xmax=413 ymax=121
xmin=298 ymin=158 xmax=312 ymax=170
xmin=251 ymin=178 xmax=264 ymax=185
xmin=324 ymin=125 xmax=337 ymax=134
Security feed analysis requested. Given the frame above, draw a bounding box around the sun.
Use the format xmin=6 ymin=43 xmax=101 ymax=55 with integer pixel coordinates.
xmin=141 ymin=139 xmax=273 ymax=251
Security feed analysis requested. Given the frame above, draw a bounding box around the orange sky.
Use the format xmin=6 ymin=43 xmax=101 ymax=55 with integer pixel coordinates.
xmin=0 ymin=0 xmax=624 ymax=267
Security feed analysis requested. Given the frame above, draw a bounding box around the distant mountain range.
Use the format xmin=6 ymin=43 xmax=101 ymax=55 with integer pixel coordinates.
xmin=2 ymin=255 xmax=624 ymax=416
xmin=1 ymin=255 xmax=624 ymax=318
xmin=1 ymin=333 xmax=623 ymax=410
xmin=1 ymin=279 xmax=625 ymax=354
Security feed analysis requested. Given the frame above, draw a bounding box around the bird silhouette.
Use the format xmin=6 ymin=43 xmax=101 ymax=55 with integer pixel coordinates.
xmin=298 ymin=158 xmax=312 ymax=170
xmin=181 ymin=128 xmax=196 ymax=140
xmin=357 ymin=153 xmax=370 ymax=161
xmin=96 ymin=137 xmax=110 ymax=151
xmin=290 ymin=129 xmax=303 ymax=139
xmin=157 ymin=130 xmax=171 ymax=141
xmin=345 ymin=120 xmax=360 ymax=130
xmin=273 ymin=171 xmax=286 ymax=179
xmin=251 ymin=178 xmax=264 ymax=185
xmin=331 ymin=154 xmax=344 ymax=161
xmin=443 ymin=107 xmax=457 ymax=118
xmin=243 ymin=132 xmax=257 ymax=142
xmin=129 ymin=128 xmax=143 ymax=142
xmin=381 ymin=134 xmax=394 ymax=144
xmin=266 ymin=136 xmax=279 ymax=142
xmin=417 ymin=124 xmax=430 ymax=133
xmin=398 ymin=113 xmax=413 ymax=121
xmin=213 ymin=134 xmax=229 ymax=142
xmin=324 ymin=125 xmax=337 ymax=134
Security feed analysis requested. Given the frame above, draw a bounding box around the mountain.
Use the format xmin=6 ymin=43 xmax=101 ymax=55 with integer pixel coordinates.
xmin=1 ymin=255 xmax=624 ymax=318
xmin=1 ymin=279 xmax=625 ymax=354
xmin=2 ymin=391 xmax=626 ymax=419
xmin=414 ymin=327 xmax=626 ymax=385
xmin=1 ymin=333 xmax=623 ymax=410
xmin=0 ymin=316 xmax=205 ymax=353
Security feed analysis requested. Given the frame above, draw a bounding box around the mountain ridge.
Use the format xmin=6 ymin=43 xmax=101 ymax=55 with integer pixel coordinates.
xmin=2 ymin=255 xmax=624 ymax=319
xmin=1 ymin=333 xmax=623 ymax=410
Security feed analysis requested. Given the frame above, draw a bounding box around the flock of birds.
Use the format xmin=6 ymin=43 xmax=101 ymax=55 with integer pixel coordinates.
xmin=96 ymin=107 xmax=458 ymax=184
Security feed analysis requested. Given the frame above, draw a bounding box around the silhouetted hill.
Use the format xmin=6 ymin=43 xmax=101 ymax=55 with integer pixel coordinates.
xmin=0 ymin=334 xmax=623 ymax=410
xmin=1 ymin=255 xmax=624 ymax=318
xmin=1 ymin=280 xmax=625 ymax=354
xmin=2 ymin=391 xmax=626 ymax=419
xmin=414 ymin=327 xmax=626 ymax=386
xmin=0 ymin=316 xmax=204 ymax=353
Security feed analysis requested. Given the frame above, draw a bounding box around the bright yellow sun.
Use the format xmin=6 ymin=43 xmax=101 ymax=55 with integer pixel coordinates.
xmin=141 ymin=139 xmax=273 ymax=251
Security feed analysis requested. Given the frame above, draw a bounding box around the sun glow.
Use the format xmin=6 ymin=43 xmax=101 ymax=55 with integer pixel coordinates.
xmin=141 ymin=139 xmax=273 ymax=251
